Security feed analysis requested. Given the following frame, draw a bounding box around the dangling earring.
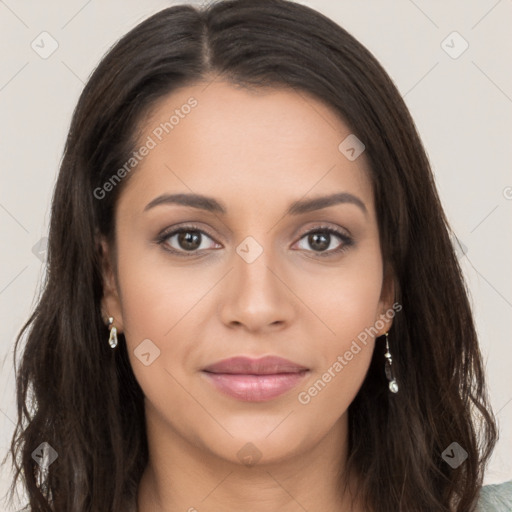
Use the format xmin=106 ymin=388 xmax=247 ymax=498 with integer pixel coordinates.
xmin=108 ymin=316 xmax=118 ymax=349
xmin=384 ymin=332 xmax=398 ymax=393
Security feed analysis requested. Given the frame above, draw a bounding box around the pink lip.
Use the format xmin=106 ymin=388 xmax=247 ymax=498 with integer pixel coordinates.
xmin=201 ymin=356 xmax=309 ymax=402
xmin=202 ymin=355 xmax=308 ymax=374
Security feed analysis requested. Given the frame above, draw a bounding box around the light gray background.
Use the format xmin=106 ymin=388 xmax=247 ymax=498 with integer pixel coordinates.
xmin=1 ymin=0 xmax=511 ymax=509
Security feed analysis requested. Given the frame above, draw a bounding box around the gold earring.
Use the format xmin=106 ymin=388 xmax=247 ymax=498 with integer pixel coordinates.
xmin=108 ymin=317 xmax=118 ymax=349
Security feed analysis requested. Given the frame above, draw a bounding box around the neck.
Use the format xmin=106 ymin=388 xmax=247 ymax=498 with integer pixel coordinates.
xmin=136 ymin=409 xmax=362 ymax=512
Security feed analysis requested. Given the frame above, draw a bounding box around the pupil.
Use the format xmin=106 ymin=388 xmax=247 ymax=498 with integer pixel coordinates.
xmin=309 ymin=232 xmax=329 ymax=251
xmin=178 ymin=231 xmax=201 ymax=251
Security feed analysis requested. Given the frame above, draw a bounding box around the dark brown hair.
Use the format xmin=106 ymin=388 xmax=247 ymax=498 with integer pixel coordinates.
xmin=5 ymin=0 xmax=497 ymax=510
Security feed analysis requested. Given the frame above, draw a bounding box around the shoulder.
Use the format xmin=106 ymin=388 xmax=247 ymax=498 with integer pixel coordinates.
xmin=476 ymin=480 xmax=512 ymax=511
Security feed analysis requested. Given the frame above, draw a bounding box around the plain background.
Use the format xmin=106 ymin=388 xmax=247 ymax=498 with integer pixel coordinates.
xmin=1 ymin=0 xmax=511 ymax=508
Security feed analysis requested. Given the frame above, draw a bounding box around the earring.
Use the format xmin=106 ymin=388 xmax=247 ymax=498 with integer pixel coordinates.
xmin=384 ymin=332 xmax=398 ymax=393
xmin=107 ymin=316 xmax=118 ymax=349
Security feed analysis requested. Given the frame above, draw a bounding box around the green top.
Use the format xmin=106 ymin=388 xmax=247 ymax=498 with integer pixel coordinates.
xmin=476 ymin=480 xmax=512 ymax=511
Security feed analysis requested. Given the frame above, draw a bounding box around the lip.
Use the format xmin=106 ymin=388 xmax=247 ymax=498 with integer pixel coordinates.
xmin=202 ymin=355 xmax=308 ymax=374
xmin=201 ymin=356 xmax=309 ymax=402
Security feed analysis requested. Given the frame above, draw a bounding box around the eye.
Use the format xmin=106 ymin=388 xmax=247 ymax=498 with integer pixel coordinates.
xmin=156 ymin=224 xmax=353 ymax=258
xmin=156 ymin=224 xmax=220 ymax=256
xmin=294 ymin=226 xmax=353 ymax=257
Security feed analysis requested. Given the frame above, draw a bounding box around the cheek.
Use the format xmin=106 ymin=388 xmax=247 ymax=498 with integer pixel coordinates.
xmin=114 ymin=238 xmax=212 ymax=389
xmin=297 ymin=247 xmax=384 ymax=343
xmin=293 ymin=337 xmax=374 ymax=443
xmin=291 ymin=247 xmax=383 ymax=410
xmin=296 ymin=284 xmax=379 ymax=413
xmin=115 ymin=226 xmax=212 ymax=340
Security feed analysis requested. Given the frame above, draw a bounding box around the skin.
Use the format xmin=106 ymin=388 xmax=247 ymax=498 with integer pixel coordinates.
xmin=101 ymin=79 xmax=395 ymax=512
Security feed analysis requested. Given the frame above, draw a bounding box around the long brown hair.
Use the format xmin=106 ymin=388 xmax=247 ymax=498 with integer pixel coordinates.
xmin=5 ymin=1 xmax=497 ymax=510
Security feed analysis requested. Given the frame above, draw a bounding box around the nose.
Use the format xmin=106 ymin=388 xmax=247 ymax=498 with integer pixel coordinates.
xmin=218 ymin=236 xmax=296 ymax=334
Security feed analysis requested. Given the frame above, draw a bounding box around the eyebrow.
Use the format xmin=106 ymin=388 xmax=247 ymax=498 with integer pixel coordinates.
xmin=143 ymin=192 xmax=367 ymax=216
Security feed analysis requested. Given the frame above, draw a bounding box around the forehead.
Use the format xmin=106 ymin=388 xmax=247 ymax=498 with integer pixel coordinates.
xmin=119 ymin=80 xmax=373 ymax=215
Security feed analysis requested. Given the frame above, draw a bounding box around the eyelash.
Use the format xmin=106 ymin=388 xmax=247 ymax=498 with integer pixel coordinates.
xmin=155 ymin=224 xmax=354 ymax=258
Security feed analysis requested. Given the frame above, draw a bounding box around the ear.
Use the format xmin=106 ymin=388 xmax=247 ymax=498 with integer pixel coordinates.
xmin=375 ymin=263 xmax=396 ymax=337
xmin=98 ymin=236 xmax=124 ymax=332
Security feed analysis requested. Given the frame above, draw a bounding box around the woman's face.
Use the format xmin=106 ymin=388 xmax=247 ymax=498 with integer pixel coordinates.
xmin=101 ymin=80 xmax=394 ymax=466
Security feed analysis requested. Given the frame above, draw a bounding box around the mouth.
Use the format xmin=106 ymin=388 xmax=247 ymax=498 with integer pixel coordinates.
xmin=201 ymin=355 xmax=310 ymax=402
xmin=202 ymin=355 xmax=309 ymax=374
xmin=201 ymin=370 xmax=309 ymax=402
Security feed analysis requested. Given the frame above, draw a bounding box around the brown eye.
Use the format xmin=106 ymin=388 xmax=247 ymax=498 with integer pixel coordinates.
xmin=295 ymin=227 xmax=353 ymax=257
xmin=176 ymin=230 xmax=202 ymax=251
xmin=157 ymin=226 xmax=220 ymax=255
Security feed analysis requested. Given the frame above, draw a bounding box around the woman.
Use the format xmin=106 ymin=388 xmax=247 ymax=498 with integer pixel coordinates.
xmin=6 ymin=0 xmax=512 ymax=510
